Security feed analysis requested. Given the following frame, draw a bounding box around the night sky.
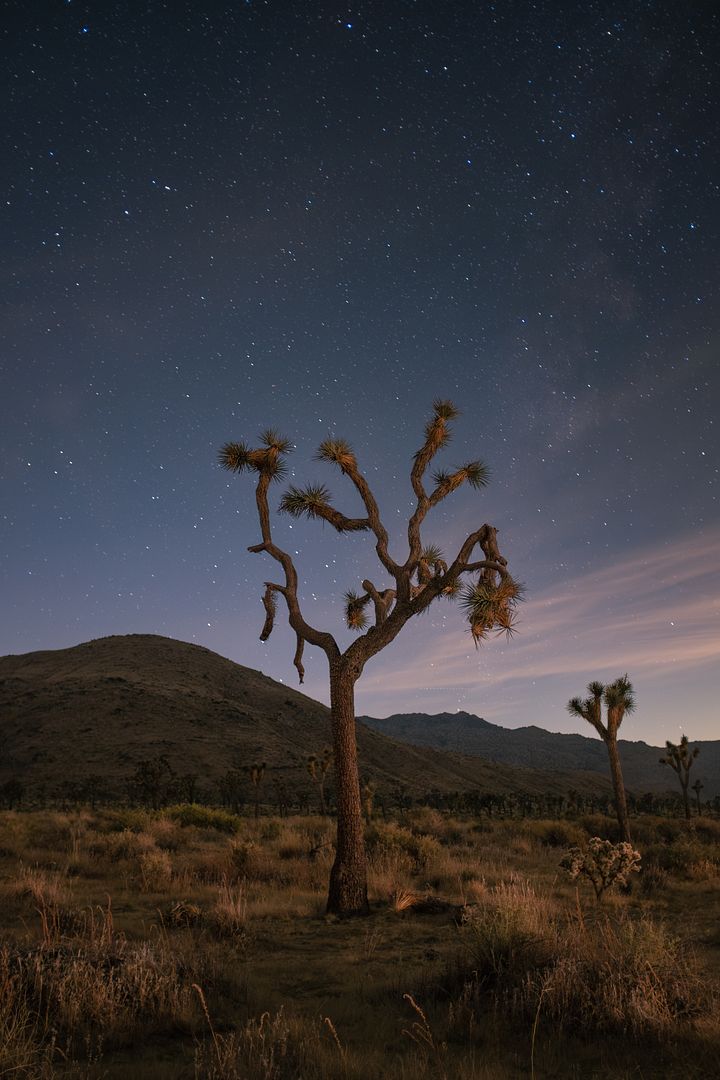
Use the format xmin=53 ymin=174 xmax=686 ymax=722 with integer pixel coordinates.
xmin=3 ymin=2 xmax=719 ymax=743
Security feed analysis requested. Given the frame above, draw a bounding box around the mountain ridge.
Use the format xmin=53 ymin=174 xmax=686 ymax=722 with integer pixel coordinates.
xmin=359 ymin=711 xmax=720 ymax=799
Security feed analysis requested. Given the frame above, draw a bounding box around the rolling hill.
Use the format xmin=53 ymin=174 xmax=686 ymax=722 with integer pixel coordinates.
xmin=0 ymin=634 xmax=614 ymax=803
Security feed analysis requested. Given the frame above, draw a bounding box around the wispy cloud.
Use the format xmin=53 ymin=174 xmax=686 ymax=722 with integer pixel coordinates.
xmin=359 ymin=527 xmax=720 ymax=701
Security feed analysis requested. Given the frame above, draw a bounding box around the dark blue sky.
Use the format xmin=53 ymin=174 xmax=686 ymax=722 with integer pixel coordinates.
xmin=2 ymin=2 xmax=718 ymax=741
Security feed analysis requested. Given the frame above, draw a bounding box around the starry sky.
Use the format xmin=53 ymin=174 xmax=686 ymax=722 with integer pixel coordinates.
xmin=3 ymin=2 xmax=719 ymax=744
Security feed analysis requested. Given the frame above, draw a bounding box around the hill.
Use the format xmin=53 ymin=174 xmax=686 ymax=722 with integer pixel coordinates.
xmin=0 ymin=634 xmax=612 ymax=804
xmin=359 ymin=711 xmax=720 ymax=799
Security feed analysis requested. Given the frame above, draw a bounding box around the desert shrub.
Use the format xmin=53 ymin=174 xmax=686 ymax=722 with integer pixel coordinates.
xmin=455 ymin=883 xmax=708 ymax=1039
xmin=526 ymin=820 xmax=586 ymax=848
xmin=578 ymin=815 xmax=622 ymax=842
xmin=1 ymin=938 xmax=197 ymax=1054
xmin=560 ymin=838 xmax=641 ymax=901
xmin=100 ymin=807 xmax=151 ymax=833
xmin=655 ymin=819 xmax=686 ymax=844
xmin=533 ymin=916 xmax=708 ymax=1038
xmin=11 ymin=866 xmax=69 ymax=910
xmin=277 ymin=838 xmax=308 ymax=860
xmin=460 ymin=878 xmax=557 ymax=986
xmin=209 ymin=879 xmax=248 ymax=939
xmin=0 ymin=950 xmax=54 ymax=1078
xmin=228 ymin=839 xmax=256 ymax=877
xmin=90 ymin=828 xmax=158 ymax=869
xmin=145 ymin=815 xmax=182 ymax=850
xmin=165 ymin=803 xmax=240 ymax=834
xmin=685 ymin=857 xmax=718 ymax=882
xmin=689 ymin=818 xmax=720 ymax=843
xmin=164 ymin=900 xmax=203 ymax=929
xmin=193 ymin=1002 xmax=335 ymax=1080
xmin=639 ymin=863 xmax=670 ymax=896
xmin=365 ymin=822 xmax=442 ymax=875
xmin=407 ymin=807 xmax=447 ymax=839
xmin=138 ymin=849 xmax=173 ymax=891
xmin=260 ymin=820 xmax=282 ymax=841
xmin=643 ymin=841 xmax=698 ymax=877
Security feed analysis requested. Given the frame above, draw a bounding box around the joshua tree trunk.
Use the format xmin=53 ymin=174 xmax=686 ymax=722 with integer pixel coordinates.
xmin=326 ymin=664 xmax=369 ymax=915
xmin=681 ymin=780 xmax=691 ymax=820
xmin=606 ymin=738 xmax=631 ymax=843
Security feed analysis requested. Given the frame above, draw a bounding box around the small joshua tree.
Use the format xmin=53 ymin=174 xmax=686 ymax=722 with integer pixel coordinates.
xmin=567 ymin=676 xmax=635 ymax=843
xmin=219 ymin=400 xmax=521 ymax=914
xmin=691 ymin=778 xmax=703 ymax=817
xmin=361 ymin=778 xmax=377 ymax=823
xmin=560 ymin=837 xmax=641 ymax=902
xmin=307 ymin=748 xmax=333 ymax=816
xmin=659 ymin=735 xmax=699 ymax=820
xmin=247 ymin=762 xmax=266 ymax=821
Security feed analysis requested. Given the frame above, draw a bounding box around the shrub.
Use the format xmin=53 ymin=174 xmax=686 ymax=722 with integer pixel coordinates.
xmin=455 ymin=882 xmax=708 ymax=1039
xmin=138 ymin=849 xmax=173 ymax=892
xmin=0 ymin=939 xmax=196 ymax=1054
xmin=527 ymin=820 xmax=586 ymax=848
xmin=164 ymin=803 xmax=240 ymax=834
xmin=365 ymin=822 xmax=442 ymax=874
xmin=460 ymin=878 xmax=557 ymax=985
xmin=560 ymin=838 xmax=641 ymax=901
xmin=210 ymin=879 xmax=248 ymax=939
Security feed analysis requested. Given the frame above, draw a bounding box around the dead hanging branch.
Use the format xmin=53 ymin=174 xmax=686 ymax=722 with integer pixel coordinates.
xmin=260 ymin=584 xmax=279 ymax=641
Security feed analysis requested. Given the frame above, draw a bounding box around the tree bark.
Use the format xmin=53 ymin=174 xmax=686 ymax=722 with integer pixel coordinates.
xmin=326 ymin=664 xmax=369 ymax=915
xmin=605 ymin=737 xmax=631 ymax=843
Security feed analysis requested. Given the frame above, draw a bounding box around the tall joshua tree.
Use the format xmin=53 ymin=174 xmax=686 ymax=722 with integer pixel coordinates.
xmin=219 ymin=400 xmax=521 ymax=915
xmin=659 ymin=735 xmax=699 ymax=820
xmin=567 ymin=676 xmax=635 ymax=843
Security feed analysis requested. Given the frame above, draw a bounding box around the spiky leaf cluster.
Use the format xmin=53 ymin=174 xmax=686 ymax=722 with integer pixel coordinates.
xmin=416 ymin=544 xmax=448 ymax=586
xmin=259 ymin=429 xmax=293 ymax=454
xmin=432 ymin=461 xmax=489 ymax=495
xmin=604 ymin=674 xmax=636 ymax=714
xmin=280 ymin=484 xmax=332 ymax=519
xmin=316 ymin=438 xmax=356 ymax=470
xmin=344 ymin=590 xmax=371 ymax=631
xmin=218 ymin=434 xmax=290 ymax=482
xmin=460 ymin=575 xmax=523 ymax=643
xmin=420 ymin=544 xmax=444 ymax=565
xmin=432 ymin=399 xmax=460 ymax=421
xmin=218 ymin=441 xmax=252 ymax=472
xmin=461 ymin=460 xmax=490 ymax=489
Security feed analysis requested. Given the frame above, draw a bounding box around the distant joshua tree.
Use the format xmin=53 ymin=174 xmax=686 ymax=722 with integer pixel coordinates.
xmin=307 ymin=748 xmax=333 ymax=816
xmin=659 ymin=735 xmax=699 ymax=820
xmin=567 ymin=676 xmax=635 ymax=843
xmin=247 ymin=762 xmax=266 ymax=821
xmin=691 ymin=778 xmax=704 ymax=817
xmin=219 ymin=400 xmax=521 ymax=915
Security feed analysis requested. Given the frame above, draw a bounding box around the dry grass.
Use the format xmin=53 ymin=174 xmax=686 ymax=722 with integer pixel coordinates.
xmin=0 ymin=807 xmax=717 ymax=1078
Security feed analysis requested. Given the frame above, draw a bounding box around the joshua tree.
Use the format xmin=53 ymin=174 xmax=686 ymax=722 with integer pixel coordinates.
xmin=219 ymin=400 xmax=521 ymax=915
xmin=361 ymin=778 xmax=377 ymax=823
xmin=659 ymin=735 xmax=699 ymax=820
xmin=247 ymin=761 xmax=266 ymax=821
xmin=307 ymin=748 xmax=333 ymax=816
xmin=567 ymin=676 xmax=635 ymax=843
xmin=691 ymin=778 xmax=703 ymax=817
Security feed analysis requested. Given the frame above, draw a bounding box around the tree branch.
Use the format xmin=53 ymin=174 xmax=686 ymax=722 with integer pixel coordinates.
xmin=361 ymin=579 xmax=396 ymax=626
xmin=249 ymin=471 xmax=339 ymax=678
